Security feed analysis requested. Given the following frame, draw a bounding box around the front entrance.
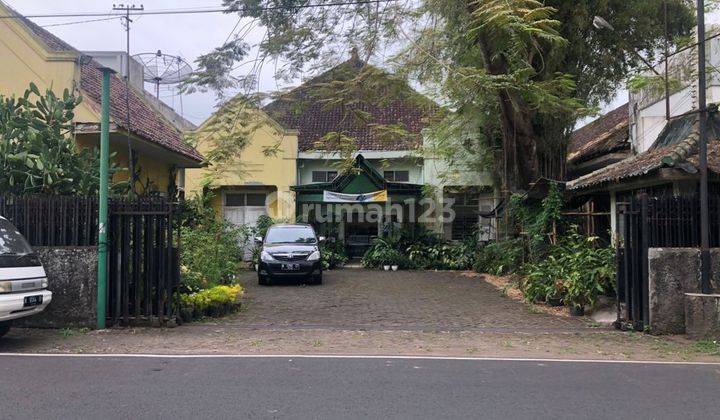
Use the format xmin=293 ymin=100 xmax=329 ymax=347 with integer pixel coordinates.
xmin=222 ymin=191 xmax=268 ymax=258
xmin=345 ymin=220 xmax=379 ymax=258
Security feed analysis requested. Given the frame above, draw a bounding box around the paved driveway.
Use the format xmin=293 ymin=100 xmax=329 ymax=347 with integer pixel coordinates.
xmin=229 ymin=269 xmax=590 ymax=332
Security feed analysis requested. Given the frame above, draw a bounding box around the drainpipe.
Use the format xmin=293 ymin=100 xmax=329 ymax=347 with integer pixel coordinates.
xmin=97 ymin=66 xmax=114 ymax=329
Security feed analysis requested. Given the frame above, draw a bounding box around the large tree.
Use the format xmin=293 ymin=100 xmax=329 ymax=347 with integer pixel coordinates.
xmin=187 ymin=0 xmax=694 ymax=191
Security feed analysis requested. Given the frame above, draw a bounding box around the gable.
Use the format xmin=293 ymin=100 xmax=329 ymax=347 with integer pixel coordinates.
xmin=263 ymin=56 xmax=438 ymax=152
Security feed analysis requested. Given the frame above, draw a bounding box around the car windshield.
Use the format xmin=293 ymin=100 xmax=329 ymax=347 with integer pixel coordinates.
xmin=0 ymin=218 xmax=33 ymax=255
xmin=265 ymin=226 xmax=317 ymax=244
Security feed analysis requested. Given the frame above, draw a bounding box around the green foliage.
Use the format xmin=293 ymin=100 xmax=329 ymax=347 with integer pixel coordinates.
xmin=0 ymin=83 xmax=124 ymax=195
xmin=178 ymin=284 xmax=244 ymax=321
xmin=179 ymin=198 xmax=250 ymax=292
xmin=520 ymin=228 xmax=615 ymax=308
xmin=473 ymin=239 xmax=525 ymax=276
xmin=362 ymin=226 xmax=477 ymax=270
xmin=320 ymin=239 xmax=349 ymax=270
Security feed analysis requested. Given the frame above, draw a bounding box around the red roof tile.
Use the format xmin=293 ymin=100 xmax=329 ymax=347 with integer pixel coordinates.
xmin=6 ymin=4 xmax=202 ymax=163
xmin=264 ymin=57 xmax=438 ymax=152
xmin=79 ymin=62 xmax=203 ymax=162
xmin=568 ymin=103 xmax=630 ymax=165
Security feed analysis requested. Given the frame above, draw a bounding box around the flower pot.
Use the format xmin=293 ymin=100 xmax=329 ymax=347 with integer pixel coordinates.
xmin=391 ymin=265 xmax=399 ymax=271
xmin=547 ymin=297 xmax=563 ymax=307
xmin=383 ymin=265 xmax=390 ymax=271
xmin=569 ymin=305 xmax=585 ymax=316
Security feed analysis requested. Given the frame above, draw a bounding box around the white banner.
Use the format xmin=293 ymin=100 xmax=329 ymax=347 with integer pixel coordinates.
xmin=323 ymin=190 xmax=388 ymax=203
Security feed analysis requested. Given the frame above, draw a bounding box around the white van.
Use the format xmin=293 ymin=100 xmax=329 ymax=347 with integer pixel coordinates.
xmin=0 ymin=216 xmax=52 ymax=338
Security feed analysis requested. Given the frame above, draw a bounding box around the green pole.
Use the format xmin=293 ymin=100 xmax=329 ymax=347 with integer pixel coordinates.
xmin=97 ymin=67 xmax=113 ymax=329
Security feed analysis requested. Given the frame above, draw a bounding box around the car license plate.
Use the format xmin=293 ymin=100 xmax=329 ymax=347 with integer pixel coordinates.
xmin=281 ymin=263 xmax=300 ymax=271
xmin=23 ymin=295 xmax=43 ymax=307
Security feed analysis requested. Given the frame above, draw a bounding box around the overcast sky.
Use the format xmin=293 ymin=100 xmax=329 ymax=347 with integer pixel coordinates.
xmin=5 ymin=0 xmax=288 ymax=125
xmin=6 ymin=1 xmax=717 ymax=128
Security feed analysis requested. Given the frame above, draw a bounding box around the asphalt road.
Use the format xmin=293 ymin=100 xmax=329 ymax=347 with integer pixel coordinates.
xmin=1 ymin=355 xmax=719 ymax=419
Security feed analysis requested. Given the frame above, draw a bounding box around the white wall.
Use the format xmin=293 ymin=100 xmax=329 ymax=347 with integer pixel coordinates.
xmin=298 ymin=157 xmax=423 ymax=185
xmin=631 ymin=34 xmax=720 ymax=154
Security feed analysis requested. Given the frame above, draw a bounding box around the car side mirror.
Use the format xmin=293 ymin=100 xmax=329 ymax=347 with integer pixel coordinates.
xmin=318 ymin=236 xmax=326 ymax=243
xmin=254 ymin=236 xmax=263 ymax=244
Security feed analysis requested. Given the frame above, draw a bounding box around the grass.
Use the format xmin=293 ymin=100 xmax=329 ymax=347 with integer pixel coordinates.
xmin=59 ymin=327 xmax=90 ymax=338
xmin=692 ymin=339 xmax=720 ymax=356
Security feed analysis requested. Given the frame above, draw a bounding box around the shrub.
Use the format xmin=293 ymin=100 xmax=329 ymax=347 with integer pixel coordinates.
xmin=473 ymin=239 xmax=524 ymax=275
xmin=180 ymin=217 xmax=250 ymax=292
xmin=320 ymin=239 xmax=349 ymax=269
xmin=362 ymin=226 xmax=478 ymax=270
xmin=519 ymin=229 xmax=615 ymax=308
xmin=179 ymin=284 xmax=243 ymax=321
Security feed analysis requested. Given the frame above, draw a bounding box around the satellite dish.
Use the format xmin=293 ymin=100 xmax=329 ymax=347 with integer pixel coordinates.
xmin=132 ymin=50 xmax=193 ymax=99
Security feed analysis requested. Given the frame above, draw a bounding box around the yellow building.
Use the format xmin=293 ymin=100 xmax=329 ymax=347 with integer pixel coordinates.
xmin=184 ymin=97 xmax=298 ymax=225
xmin=0 ymin=2 xmax=203 ymax=194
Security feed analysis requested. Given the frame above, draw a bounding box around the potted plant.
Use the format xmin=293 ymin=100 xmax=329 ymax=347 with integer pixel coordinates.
xmin=546 ymin=280 xmax=565 ymax=307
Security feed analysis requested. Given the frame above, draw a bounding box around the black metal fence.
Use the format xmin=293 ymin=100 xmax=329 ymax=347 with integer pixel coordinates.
xmin=0 ymin=195 xmax=99 ymax=246
xmin=0 ymin=195 xmax=179 ymax=326
xmin=616 ymin=193 xmax=720 ymax=329
xmin=107 ymin=197 xmax=178 ymax=325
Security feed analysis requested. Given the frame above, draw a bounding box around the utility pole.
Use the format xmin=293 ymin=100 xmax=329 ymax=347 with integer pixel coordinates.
xmin=97 ymin=66 xmax=115 ymax=329
xmin=697 ymin=0 xmax=712 ymax=293
xmin=112 ymin=3 xmax=144 ymax=196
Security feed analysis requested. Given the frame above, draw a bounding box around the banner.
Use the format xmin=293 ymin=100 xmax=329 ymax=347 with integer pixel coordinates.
xmin=323 ymin=190 xmax=388 ymax=203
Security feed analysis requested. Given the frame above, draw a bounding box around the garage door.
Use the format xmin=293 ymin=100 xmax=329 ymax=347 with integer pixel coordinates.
xmin=223 ymin=192 xmax=267 ymax=259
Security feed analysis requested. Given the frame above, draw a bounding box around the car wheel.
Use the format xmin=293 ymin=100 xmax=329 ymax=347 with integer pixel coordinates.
xmin=0 ymin=321 xmax=11 ymax=339
xmin=258 ymin=273 xmax=269 ymax=286
xmin=312 ymin=273 xmax=323 ymax=285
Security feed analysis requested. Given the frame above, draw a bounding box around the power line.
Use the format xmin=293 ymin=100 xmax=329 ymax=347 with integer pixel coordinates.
xmin=40 ymin=16 xmax=122 ymax=28
xmin=0 ymin=1 xmax=395 ymax=19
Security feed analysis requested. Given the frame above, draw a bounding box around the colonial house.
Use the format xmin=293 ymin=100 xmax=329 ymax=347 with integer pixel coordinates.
xmin=186 ymin=52 xmax=496 ymax=256
xmin=184 ymin=97 xmax=299 ymax=226
xmin=0 ymin=2 xmax=203 ymax=195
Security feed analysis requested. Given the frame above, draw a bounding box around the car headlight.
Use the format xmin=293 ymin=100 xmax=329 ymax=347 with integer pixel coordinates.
xmin=307 ymin=250 xmax=320 ymax=261
xmin=260 ymin=250 xmax=275 ymax=262
xmin=42 ymin=278 xmax=48 ymax=288
xmin=0 ymin=281 xmax=11 ymax=293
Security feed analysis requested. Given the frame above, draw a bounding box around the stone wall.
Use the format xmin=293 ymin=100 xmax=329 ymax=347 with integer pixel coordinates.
xmin=16 ymin=247 xmax=98 ymax=328
xmin=685 ymin=293 xmax=720 ymax=339
xmin=648 ymin=248 xmax=720 ymax=334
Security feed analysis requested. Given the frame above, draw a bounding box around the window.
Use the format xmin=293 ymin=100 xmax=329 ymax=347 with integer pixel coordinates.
xmin=311 ymin=171 xmax=338 ymax=183
xmin=384 ymin=170 xmax=409 ymax=182
xmin=444 ymin=188 xmax=487 ymax=241
xmin=0 ymin=218 xmax=32 ymax=255
xmin=225 ymin=193 xmax=266 ymax=207
xmin=265 ymin=226 xmax=317 ymax=244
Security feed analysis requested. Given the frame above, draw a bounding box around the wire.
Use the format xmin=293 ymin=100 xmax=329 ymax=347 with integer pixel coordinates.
xmin=40 ymin=16 xmax=121 ymax=27
xmin=0 ymin=1 xmax=396 ymax=19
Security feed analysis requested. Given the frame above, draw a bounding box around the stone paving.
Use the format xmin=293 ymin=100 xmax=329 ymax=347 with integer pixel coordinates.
xmin=222 ymin=268 xmax=592 ymax=332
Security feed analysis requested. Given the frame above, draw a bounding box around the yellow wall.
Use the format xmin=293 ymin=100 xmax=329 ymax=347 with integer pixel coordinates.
xmin=0 ymin=7 xmax=181 ymax=195
xmin=185 ymin=106 xmax=298 ymax=220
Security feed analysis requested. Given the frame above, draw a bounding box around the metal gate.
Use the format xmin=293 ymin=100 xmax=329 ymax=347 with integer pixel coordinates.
xmin=615 ymin=193 xmax=719 ymax=330
xmin=107 ymin=197 xmax=179 ymax=325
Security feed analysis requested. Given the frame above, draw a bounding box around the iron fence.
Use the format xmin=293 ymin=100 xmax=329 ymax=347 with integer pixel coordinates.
xmin=0 ymin=195 xmax=179 ymax=325
xmin=616 ymin=193 xmax=720 ymax=330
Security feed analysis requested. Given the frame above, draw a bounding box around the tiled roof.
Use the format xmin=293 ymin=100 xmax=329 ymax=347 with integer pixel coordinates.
xmin=264 ymin=57 xmax=437 ymax=152
xmin=568 ymin=113 xmax=720 ymax=190
xmin=79 ymin=61 xmax=203 ymax=162
xmin=5 ymin=3 xmax=202 ymax=162
xmin=568 ymin=103 xmax=630 ymax=165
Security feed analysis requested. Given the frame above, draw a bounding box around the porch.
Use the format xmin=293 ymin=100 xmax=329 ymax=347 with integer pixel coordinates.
xmin=291 ymin=155 xmax=423 ymax=257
